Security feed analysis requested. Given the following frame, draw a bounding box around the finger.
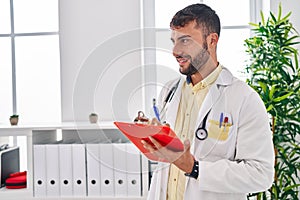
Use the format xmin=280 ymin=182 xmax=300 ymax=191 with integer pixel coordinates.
xmin=183 ymin=139 xmax=191 ymax=152
xmin=141 ymin=140 xmax=156 ymax=152
xmin=150 ymin=118 xmax=161 ymax=126
xmin=148 ymin=136 xmax=163 ymax=149
xmin=141 ymin=140 xmax=164 ymax=160
xmin=163 ymin=122 xmax=170 ymax=127
xmin=148 ymin=136 xmax=175 ymax=162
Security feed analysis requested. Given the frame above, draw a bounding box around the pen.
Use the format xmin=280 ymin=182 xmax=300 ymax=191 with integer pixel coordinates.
xmin=219 ymin=112 xmax=223 ymax=128
xmin=153 ymin=98 xmax=161 ymax=122
xmin=223 ymin=116 xmax=228 ymax=131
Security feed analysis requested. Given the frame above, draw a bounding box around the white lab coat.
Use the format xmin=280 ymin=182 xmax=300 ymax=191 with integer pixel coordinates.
xmin=147 ymin=67 xmax=275 ymax=200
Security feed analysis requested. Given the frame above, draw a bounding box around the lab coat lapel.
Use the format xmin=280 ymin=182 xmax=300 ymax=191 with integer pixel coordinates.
xmin=190 ymin=83 xmax=221 ymax=153
xmin=165 ymin=77 xmax=184 ymax=129
xmin=190 ymin=67 xmax=233 ymax=153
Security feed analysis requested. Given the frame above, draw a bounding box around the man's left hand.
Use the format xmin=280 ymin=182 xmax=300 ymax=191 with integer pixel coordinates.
xmin=141 ymin=137 xmax=195 ymax=173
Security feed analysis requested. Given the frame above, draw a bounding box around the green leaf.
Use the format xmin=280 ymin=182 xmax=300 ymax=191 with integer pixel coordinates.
xmin=269 ymin=85 xmax=277 ymax=99
xmin=258 ymin=81 xmax=267 ymax=92
xmin=277 ymin=3 xmax=282 ymax=22
xmin=266 ymin=104 xmax=274 ymax=112
xmin=273 ymin=92 xmax=293 ymax=102
xmin=260 ymin=11 xmax=265 ymax=26
xmin=279 ymin=12 xmax=292 ymax=24
xmin=283 ymin=35 xmax=300 ymax=46
xmin=294 ymin=50 xmax=299 ymax=70
xmin=270 ymin=12 xmax=277 ymax=24
xmin=249 ymin=22 xmax=259 ymax=28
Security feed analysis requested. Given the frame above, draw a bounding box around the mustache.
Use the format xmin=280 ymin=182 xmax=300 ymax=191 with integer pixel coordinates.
xmin=175 ymin=54 xmax=191 ymax=59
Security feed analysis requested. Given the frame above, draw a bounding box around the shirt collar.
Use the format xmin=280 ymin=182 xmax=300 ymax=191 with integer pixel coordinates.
xmin=186 ymin=63 xmax=222 ymax=92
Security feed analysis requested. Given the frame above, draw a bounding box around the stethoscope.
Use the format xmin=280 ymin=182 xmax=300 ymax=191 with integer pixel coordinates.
xmin=160 ymin=78 xmax=210 ymax=141
xmin=159 ymin=79 xmax=180 ymax=120
xmin=195 ymin=111 xmax=210 ymax=140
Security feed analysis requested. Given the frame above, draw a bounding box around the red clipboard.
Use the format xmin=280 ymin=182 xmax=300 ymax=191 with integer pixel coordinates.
xmin=114 ymin=122 xmax=184 ymax=162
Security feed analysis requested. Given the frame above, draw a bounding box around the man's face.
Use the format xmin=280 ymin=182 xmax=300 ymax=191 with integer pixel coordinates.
xmin=171 ymin=21 xmax=210 ymax=76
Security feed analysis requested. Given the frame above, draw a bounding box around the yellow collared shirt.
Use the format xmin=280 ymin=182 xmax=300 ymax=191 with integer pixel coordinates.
xmin=166 ymin=65 xmax=222 ymax=200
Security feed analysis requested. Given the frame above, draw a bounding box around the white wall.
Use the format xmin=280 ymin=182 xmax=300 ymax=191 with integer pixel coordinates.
xmin=59 ymin=0 xmax=142 ymax=122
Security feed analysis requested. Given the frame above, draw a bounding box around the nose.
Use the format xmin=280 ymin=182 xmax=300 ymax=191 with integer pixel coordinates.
xmin=172 ymin=43 xmax=183 ymax=57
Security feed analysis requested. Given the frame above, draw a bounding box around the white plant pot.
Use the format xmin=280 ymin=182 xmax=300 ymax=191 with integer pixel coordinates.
xmin=89 ymin=115 xmax=98 ymax=123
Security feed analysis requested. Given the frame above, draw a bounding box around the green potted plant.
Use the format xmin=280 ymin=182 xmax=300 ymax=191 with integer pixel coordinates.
xmin=9 ymin=114 xmax=19 ymax=126
xmin=89 ymin=113 xmax=98 ymax=123
xmin=244 ymin=4 xmax=300 ymax=200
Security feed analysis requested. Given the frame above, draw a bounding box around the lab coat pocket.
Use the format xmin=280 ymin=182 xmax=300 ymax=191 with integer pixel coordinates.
xmin=207 ymin=119 xmax=232 ymax=141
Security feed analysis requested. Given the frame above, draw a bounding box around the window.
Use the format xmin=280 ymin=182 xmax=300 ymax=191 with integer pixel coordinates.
xmin=155 ymin=0 xmax=200 ymax=29
xmin=0 ymin=0 xmax=61 ymax=124
xmin=204 ymin=0 xmax=250 ymax=26
xmin=0 ymin=0 xmax=11 ymax=34
xmin=15 ymin=35 xmax=61 ymax=124
xmin=13 ymin=0 xmax=59 ymax=33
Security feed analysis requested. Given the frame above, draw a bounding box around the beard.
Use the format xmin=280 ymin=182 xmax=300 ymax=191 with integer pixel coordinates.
xmin=179 ymin=42 xmax=210 ymax=76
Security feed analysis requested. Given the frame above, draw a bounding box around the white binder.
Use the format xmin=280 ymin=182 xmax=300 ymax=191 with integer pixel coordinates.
xmin=126 ymin=143 xmax=141 ymax=197
xmin=33 ymin=145 xmax=47 ymax=197
xmin=86 ymin=144 xmax=101 ymax=196
xmin=45 ymin=145 xmax=60 ymax=196
xmin=99 ymin=143 xmax=114 ymax=196
xmin=59 ymin=144 xmax=73 ymax=196
xmin=113 ymin=143 xmax=127 ymax=196
xmin=72 ymin=144 xmax=87 ymax=196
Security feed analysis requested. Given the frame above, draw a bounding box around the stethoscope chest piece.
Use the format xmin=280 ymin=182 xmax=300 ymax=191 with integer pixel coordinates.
xmin=196 ymin=128 xmax=208 ymax=140
xmin=195 ymin=110 xmax=210 ymax=141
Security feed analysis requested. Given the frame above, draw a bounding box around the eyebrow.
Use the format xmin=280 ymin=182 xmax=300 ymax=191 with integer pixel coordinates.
xmin=170 ymin=35 xmax=192 ymax=43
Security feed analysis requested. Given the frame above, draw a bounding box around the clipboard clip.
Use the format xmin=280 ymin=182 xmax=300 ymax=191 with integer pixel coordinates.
xmin=133 ymin=110 xmax=170 ymax=127
xmin=133 ymin=111 xmax=149 ymax=123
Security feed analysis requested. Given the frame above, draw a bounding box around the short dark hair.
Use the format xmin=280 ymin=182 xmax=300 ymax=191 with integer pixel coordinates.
xmin=170 ymin=3 xmax=221 ymax=38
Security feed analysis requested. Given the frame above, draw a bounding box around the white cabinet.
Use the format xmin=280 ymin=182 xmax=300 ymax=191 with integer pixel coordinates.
xmin=0 ymin=122 xmax=149 ymax=200
xmin=0 ymin=127 xmax=33 ymax=200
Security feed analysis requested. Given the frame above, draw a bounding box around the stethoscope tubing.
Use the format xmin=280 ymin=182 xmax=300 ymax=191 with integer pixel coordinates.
xmin=159 ymin=78 xmax=210 ymax=141
xmin=159 ymin=79 xmax=181 ymax=120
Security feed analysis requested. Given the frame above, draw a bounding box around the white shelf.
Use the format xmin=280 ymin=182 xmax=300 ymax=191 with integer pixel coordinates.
xmin=0 ymin=123 xmax=149 ymax=200
xmin=0 ymin=183 xmax=33 ymax=200
xmin=0 ymin=127 xmax=32 ymax=136
xmin=5 ymin=197 xmax=146 ymax=200
xmin=0 ymin=121 xmax=117 ymax=132
xmin=60 ymin=121 xmax=117 ymax=130
xmin=0 ymin=189 xmax=146 ymax=200
xmin=0 ymin=190 xmax=146 ymax=200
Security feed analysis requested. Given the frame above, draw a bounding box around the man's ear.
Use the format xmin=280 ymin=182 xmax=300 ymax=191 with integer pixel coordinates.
xmin=207 ymin=33 xmax=219 ymax=49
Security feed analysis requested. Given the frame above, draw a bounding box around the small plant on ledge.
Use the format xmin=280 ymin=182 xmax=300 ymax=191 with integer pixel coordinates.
xmin=9 ymin=114 xmax=19 ymax=126
xmin=89 ymin=113 xmax=98 ymax=124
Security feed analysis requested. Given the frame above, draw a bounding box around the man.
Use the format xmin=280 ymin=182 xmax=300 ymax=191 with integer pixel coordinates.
xmin=142 ymin=3 xmax=274 ymax=200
